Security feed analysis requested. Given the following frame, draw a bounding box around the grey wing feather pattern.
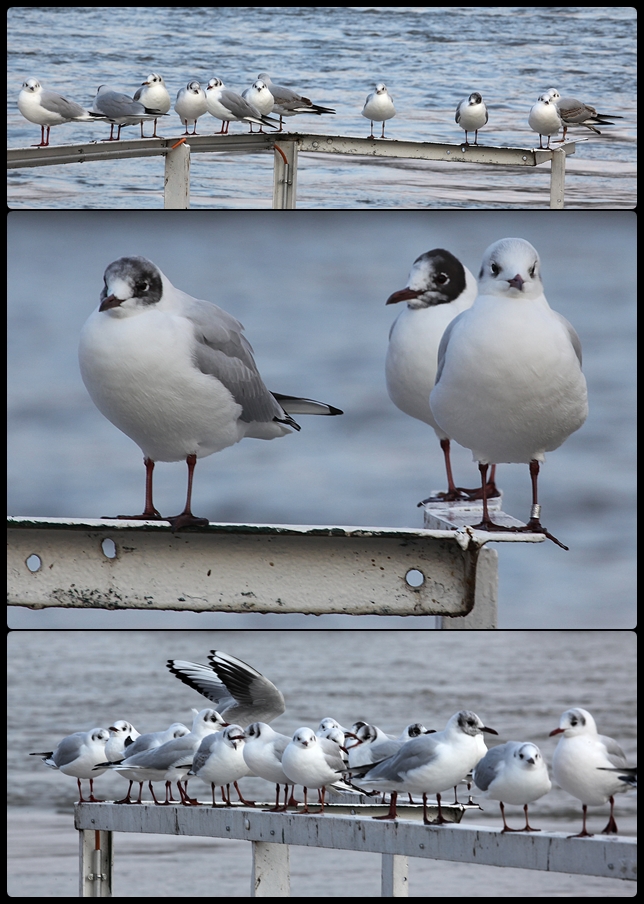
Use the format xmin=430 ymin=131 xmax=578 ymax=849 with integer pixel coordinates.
xmin=553 ymin=312 xmax=583 ymax=366
xmin=473 ymin=745 xmax=506 ymax=791
xmin=434 ymin=310 xmax=467 ymax=385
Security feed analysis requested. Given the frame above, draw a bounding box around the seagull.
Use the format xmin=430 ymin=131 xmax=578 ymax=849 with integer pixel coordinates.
xmin=243 ymin=721 xmax=296 ymax=811
xmin=205 ymin=77 xmax=280 ymax=134
xmin=351 ymin=711 xmax=497 ymax=823
xmin=104 ymin=720 xmax=140 ymax=762
xmin=92 ymin=85 xmax=166 ymax=141
xmin=188 ymin=724 xmax=251 ymax=806
xmin=133 ymin=73 xmax=171 ymax=138
xmin=346 ymin=723 xmax=433 ymax=769
xmin=386 ymin=247 xmax=500 ymax=504
xmin=107 ymin=709 xmax=225 ymax=805
xmin=167 ymin=650 xmax=286 ymax=725
xmin=241 ymin=79 xmax=276 ymax=132
xmin=281 ymin=727 xmax=348 ymax=813
xmin=362 ymin=83 xmax=396 ymax=139
xmin=30 ymin=727 xmax=110 ymax=802
xmin=550 ymin=707 xmax=636 ymax=837
xmin=174 ymin=80 xmax=208 ymax=135
xmin=528 ymin=93 xmax=562 ymax=149
xmin=473 ymin=741 xmax=551 ymax=831
xmin=78 ymin=256 xmax=343 ymax=531
xmin=455 ymin=92 xmax=488 ymax=146
xmin=429 ymin=237 xmax=588 ymax=549
xmin=17 ymin=77 xmax=106 ymax=147
xmin=100 ymin=722 xmax=190 ymax=804
xmin=546 ymin=88 xmax=623 ymax=142
xmin=257 ymin=73 xmax=336 ymax=131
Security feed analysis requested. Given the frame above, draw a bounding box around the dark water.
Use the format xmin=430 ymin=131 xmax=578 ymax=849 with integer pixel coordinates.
xmin=7 ymin=7 xmax=636 ymax=208
xmin=7 ymin=629 xmax=637 ymax=896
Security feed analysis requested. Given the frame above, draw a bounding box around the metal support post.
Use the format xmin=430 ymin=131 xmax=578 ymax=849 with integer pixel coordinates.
xmin=549 ymin=147 xmax=566 ymax=209
xmin=382 ymin=853 xmax=409 ymax=897
xmin=273 ymin=141 xmax=298 ymax=208
xmin=251 ymin=841 xmax=290 ymax=897
xmin=164 ymin=141 xmax=190 ymax=209
xmin=80 ymin=828 xmax=113 ymax=897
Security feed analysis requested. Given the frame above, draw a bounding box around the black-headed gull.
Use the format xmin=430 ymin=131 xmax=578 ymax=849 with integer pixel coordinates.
xmin=133 ymin=73 xmax=171 ymax=138
xmin=257 ymin=73 xmax=336 ymax=131
xmin=105 ymin=720 xmax=140 ymax=762
xmin=78 ymin=256 xmax=342 ymax=530
xmin=455 ymin=92 xmax=488 ymax=146
xmin=281 ymin=727 xmax=348 ymax=813
xmin=102 ymin=722 xmax=190 ymax=805
xmin=550 ymin=707 xmax=636 ymax=837
xmin=473 ymin=741 xmax=551 ymax=831
xmin=430 ymin=237 xmax=588 ymax=549
xmin=30 ymin=727 xmax=110 ymax=802
xmin=351 ymin=711 xmax=497 ymax=823
xmin=362 ymin=83 xmax=396 ymax=139
xmin=546 ymin=88 xmax=623 ymax=142
xmin=167 ymin=650 xmax=286 ymax=725
xmin=243 ymin=722 xmax=295 ymax=811
xmin=188 ymin=724 xmax=251 ymax=806
xmin=241 ymin=79 xmax=276 ymax=132
xmin=174 ymin=80 xmax=208 ymax=136
xmin=528 ymin=93 xmax=562 ymax=149
xmin=18 ymin=77 xmax=106 ymax=147
xmin=92 ymin=85 xmax=166 ymax=141
xmin=205 ymin=77 xmax=279 ymax=134
xmin=386 ymin=247 xmax=499 ymax=504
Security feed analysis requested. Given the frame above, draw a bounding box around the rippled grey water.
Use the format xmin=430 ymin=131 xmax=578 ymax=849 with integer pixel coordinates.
xmin=7 ymin=629 xmax=637 ymax=896
xmin=7 ymin=7 xmax=636 ymax=208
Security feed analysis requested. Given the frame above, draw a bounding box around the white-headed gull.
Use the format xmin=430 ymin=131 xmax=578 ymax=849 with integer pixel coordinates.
xmin=351 ymin=711 xmax=497 ymax=823
xmin=174 ymin=80 xmax=208 ymax=135
xmin=167 ymin=650 xmax=286 ymax=725
xmin=362 ymin=83 xmax=396 ymax=139
xmin=107 ymin=709 xmax=225 ymax=805
xmin=386 ymin=247 xmax=498 ymax=504
xmin=133 ymin=73 xmax=171 ymax=138
xmin=92 ymin=85 xmax=166 ymax=141
xmin=18 ymin=77 xmax=106 ymax=147
xmin=430 ymin=237 xmax=588 ymax=549
xmin=550 ymin=707 xmax=636 ymax=837
xmin=78 ymin=256 xmax=342 ymax=530
xmin=257 ymin=73 xmax=335 ymax=131
xmin=243 ymin=721 xmax=296 ymax=811
xmin=30 ymin=727 xmax=110 ymax=802
xmin=281 ymin=727 xmax=348 ymax=813
xmin=546 ymin=88 xmax=623 ymax=142
xmin=528 ymin=93 xmax=562 ymax=149
xmin=473 ymin=741 xmax=551 ymax=831
xmin=241 ymin=79 xmax=275 ymax=132
xmin=455 ymin=92 xmax=488 ymax=146
xmin=188 ymin=724 xmax=251 ymax=806
xmin=205 ymin=77 xmax=279 ymax=134
xmin=102 ymin=722 xmax=190 ymax=804
xmin=105 ymin=720 xmax=140 ymax=762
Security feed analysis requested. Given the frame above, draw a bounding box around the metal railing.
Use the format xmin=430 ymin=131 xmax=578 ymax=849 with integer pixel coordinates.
xmin=7 ymin=132 xmax=584 ymax=209
xmin=75 ymin=800 xmax=637 ymax=897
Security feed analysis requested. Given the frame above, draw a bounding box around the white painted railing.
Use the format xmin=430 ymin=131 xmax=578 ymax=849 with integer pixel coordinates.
xmin=7 ymin=132 xmax=585 ymax=209
xmin=75 ymin=800 xmax=636 ymax=897
xmin=8 ymin=506 xmax=542 ymax=627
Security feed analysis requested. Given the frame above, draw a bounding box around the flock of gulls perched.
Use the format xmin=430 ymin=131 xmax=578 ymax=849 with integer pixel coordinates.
xmin=78 ymin=236 xmax=586 ymax=546
xmin=29 ymin=651 xmax=636 ymax=838
xmin=17 ymin=74 xmax=622 ymax=148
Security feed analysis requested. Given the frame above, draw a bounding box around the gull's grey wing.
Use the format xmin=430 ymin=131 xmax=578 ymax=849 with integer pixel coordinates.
xmin=434 ymin=309 xmax=468 ymax=385
xmin=208 ymin=650 xmax=286 ymax=726
xmin=50 ymin=735 xmax=85 ymax=768
xmin=94 ymin=90 xmax=146 ymax=118
xmin=364 ymin=735 xmax=440 ymax=783
xmin=272 ymin=393 xmax=342 ymax=416
xmin=181 ymin=296 xmax=291 ymax=425
xmin=553 ymin=312 xmax=583 ymax=366
xmin=219 ymin=89 xmax=262 ymax=120
xmin=319 ymin=737 xmax=349 ymax=773
xmin=472 ymin=744 xmax=509 ymax=791
xmin=190 ymin=734 xmax=219 ymax=774
xmin=167 ymin=659 xmax=236 ymax=712
xmin=599 ymin=734 xmax=628 ymax=768
xmin=40 ymin=90 xmax=87 ymax=119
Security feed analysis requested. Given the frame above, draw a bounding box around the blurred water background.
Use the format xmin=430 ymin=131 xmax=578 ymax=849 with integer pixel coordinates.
xmin=7 ymin=210 xmax=636 ymax=629
xmin=7 ymin=629 xmax=637 ymax=897
xmin=7 ymin=6 xmax=636 ymax=209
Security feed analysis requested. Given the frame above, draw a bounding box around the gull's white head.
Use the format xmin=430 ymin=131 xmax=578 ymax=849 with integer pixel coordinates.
xmin=143 ymin=73 xmax=165 ymax=86
xmin=21 ymin=77 xmax=42 ymax=93
xmin=478 ymin=237 xmax=544 ymax=300
xmin=292 ymin=727 xmax=317 ymax=748
xmin=514 ymin=742 xmax=543 ymax=768
xmin=450 ymin=710 xmax=498 ymax=738
xmin=549 ymin=707 xmax=598 ymax=738
xmin=99 ymin=256 xmax=164 ymax=316
xmin=222 ymin=724 xmax=246 ymax=748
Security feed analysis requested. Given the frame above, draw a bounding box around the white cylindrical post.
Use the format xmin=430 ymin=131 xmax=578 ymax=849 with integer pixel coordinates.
xmin=273 ymin=141 xmax=298 ymax=208
xmin=164 ymin=141 xmax=190 ymax=209
xmin=382 ymin=853 xmax=409 ymax=897
xmin=549 ymin=147 xmax=566 ymax=209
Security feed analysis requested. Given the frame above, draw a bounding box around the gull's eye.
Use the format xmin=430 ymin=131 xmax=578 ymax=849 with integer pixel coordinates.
xmin=529 ymin=264 xmax=537 ymax=278
xmin=135 ymin=281 xmax=149 ymax=294
xmin=435 ymin=272 xmax=448 ymax=285
xmin=490 ymin=262 xmax=500 ymax=276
